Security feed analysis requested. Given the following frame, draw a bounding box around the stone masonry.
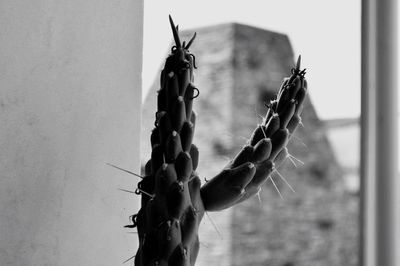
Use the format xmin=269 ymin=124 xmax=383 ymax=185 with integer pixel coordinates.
xmin=141 ymin=23 xmax=358 ymax=266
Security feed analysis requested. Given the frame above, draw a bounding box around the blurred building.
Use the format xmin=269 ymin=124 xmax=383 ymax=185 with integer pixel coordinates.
xmin=141 ymin=23 xmax=358 ymax=266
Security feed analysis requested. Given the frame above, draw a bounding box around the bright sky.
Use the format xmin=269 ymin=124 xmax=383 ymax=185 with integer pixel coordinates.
xmin=142 ymin=1 xmax=399 ymax=169
xmin=143 ymin=0 xmax=362 ymax=119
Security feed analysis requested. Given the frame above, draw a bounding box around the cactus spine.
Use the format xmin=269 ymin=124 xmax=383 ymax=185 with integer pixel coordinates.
xmin=130 ymin=16 xmax=308 ymax=265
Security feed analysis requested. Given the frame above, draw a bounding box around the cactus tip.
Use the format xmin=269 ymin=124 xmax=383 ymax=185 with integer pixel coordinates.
xmin=185 ymin=32 xmax=197 ymax=49
xmin=169 ymin=15 xmax=181 ymax=48
xmin=296 ymin=55 xmax=301 ymax=71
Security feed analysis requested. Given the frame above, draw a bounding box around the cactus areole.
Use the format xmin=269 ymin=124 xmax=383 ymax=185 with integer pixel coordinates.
xmin=128 ymin=16 xmax=308 ymax=265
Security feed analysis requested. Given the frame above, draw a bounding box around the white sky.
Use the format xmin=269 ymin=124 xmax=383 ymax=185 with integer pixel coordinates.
xmin=142 ymin=1 xmax=399 ymax=169
xmin=142 ymin=0 xmax=362 ymax=119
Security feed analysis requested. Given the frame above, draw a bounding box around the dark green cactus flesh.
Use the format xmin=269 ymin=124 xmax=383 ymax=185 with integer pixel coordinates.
xmin=129 ymin=16 xmax=308 ymax=265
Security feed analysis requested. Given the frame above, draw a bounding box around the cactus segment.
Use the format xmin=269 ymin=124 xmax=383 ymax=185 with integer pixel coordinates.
xmin=189 ymin=110 xmax=196 ymax=131
xmin=144 ymin=159 xmax=152 ymax=176
xmin=252 ymin=138 xmax=272 ymax=163
xmin=190 ymin=237 xmax=200 ymax=265
xmin=151 ymin=144 xmax=164 ymax=173
xmin=158 ymin=88 xmax=167 ymax=112
xmin=249 ymin=160 xmax=275 ymax=187
xmin=165 ymin=131 xmax=183 ymax=163
xmin=264 ymin=99 xmax=278 ymax=122
xmin=181 ymin=206 xmax=199 ymax=246
xmin=289 ymin=76 xmax=302 ymax=99
xmin=146 ymin=197 xmax=168 ymax=228
xmin=184 ymin=84 xmax=195 ymax=119
xmin=167 ymin=181 xmax=190 ymax=219
xmin=168 ymin=244 xmax=190 ymax=266
xmin=200 ymin=162 xmax=256 ymax=211
xmin=179 ymin=69 xmax=191 ymax=96
xmin=287 ymin=114 xmax=301 ymax=135
xmin=141 ymin=230 xmax=159 ymax=265
xmin=279 ymin=99 xmax=297 ymax=128
xmin=278 ymin=78 xmax=290 ymax=96
xmin=172 ymin=97 xmax=187 ymax=131
xmin=188 ymin=176 xmax=204 ymax=217
xmin=189 ymin=144 xmax=199 ymax=171
xmin=180 ymin=121 xmax=194 ymax=152
xmin=294 ymin=87 xmax=307 ymax=115
xmin=158 ymin=112 xmax=172 ymax=146
xmin=269 ymin=128 xmax=290 ymax=161
xmin=150 ymin=128 xmax=160 ymax=148
xmin=175 ymin=152 xmax=193 ymax=182
xmin=234 ymin=160 xmax=275 ymax=203
xmin=264 ymin=114 xmax=280 ymax=137
xmin=250 ymin=125 xmax=268 ymax=146
xmin=232 ymin=145 xmax=254 ymax=167
xmin=167 ymin=73 xmax=179 ymax=109
xmin=276 ymin=86 xmax=292 ymax=112
xmin=157 ymin=219 xmax=182 ymax=259
xmin=155 ymin=164 xmax=177 ymax=195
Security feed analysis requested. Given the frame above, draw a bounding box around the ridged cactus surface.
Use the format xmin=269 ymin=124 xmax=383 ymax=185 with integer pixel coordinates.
xmin=130 ymin=16 xmax=308 ymax=266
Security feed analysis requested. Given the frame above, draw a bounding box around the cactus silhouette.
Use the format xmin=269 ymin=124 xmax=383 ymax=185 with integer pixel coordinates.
xmin=129 ymin=16 xmax=308 ymax=265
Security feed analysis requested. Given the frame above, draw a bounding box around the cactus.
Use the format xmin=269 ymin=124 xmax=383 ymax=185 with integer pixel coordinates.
xmin=129 ymin=16 xmax=308 ymax=265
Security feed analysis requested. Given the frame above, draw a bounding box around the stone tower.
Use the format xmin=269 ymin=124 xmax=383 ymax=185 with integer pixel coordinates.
xmin=141 ymin=23 xmax=357 ymax=266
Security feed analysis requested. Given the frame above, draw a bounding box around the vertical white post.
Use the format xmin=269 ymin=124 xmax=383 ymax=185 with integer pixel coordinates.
xmin=360 ymin=0 xmax=376 ymax=265
xmin=375 ymin=0 xmax=399 ymax=266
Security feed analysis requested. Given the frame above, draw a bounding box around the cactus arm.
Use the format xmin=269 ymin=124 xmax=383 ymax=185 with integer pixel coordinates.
xmin=200 ymin=56 xmax=307 ymax=211
xmin=132 ymin=16 xmax=203 ymax=265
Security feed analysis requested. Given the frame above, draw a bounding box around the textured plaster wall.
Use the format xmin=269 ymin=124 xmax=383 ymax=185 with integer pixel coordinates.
xmin=0 ymin=1 xmax=143 ymax=265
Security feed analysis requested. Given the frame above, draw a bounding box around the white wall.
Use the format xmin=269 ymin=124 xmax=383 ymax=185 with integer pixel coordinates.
xmin=0 ymin=1 xmax=143 ymax=265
